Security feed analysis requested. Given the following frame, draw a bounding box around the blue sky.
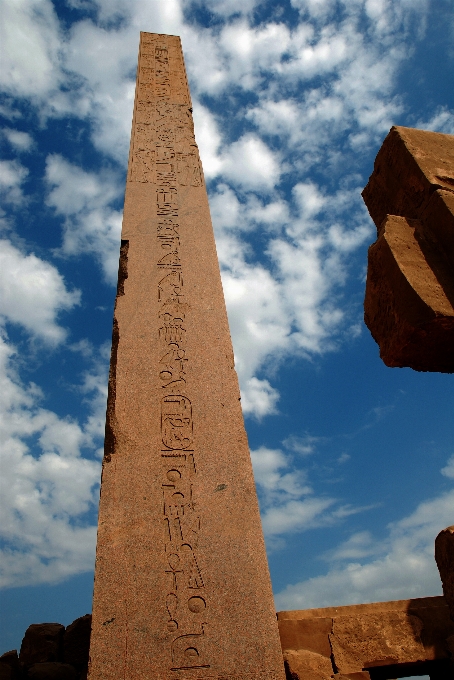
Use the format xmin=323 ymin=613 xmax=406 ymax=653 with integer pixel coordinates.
xmin=1 ymin=0 xmax=454 ymax=657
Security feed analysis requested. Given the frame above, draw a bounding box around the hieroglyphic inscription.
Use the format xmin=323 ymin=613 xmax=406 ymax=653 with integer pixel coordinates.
xmin=130 ymin=33 xmax=209 ymax=674
xmin=129 ymin=34 xmax=203 ymax=188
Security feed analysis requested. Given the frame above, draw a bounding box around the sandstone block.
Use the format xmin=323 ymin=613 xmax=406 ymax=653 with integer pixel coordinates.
xmin=283 ymin=649 xmax=334 ymax=680
xmin=63 ymin=615 xmax=91 ymax=673
xmin=0 ymin=651 xmax=20 ymax=680
xmin=362 ymin=126 xmax=454 ymax=372
xmin=278 ymin=617 xmax=332 ymax=657
xmin=364 ymin=214 xmax=454 ymax=371
xmin=278 ymin=597 xmax=454 ymax=678
xmin=27 ymin=662 xmax=76 ymax=679
xmin=362 ymin=126 xmax=454 ymax=230
xmin=19 ymin=624 xmax=64 ymax=666
xmin=435 ymin=526 xmax=454 ymax=622
xmin=329 ymin=611 xmax=426 ymax=674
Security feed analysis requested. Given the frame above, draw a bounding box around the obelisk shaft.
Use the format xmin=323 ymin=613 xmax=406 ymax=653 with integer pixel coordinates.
xmin=88 ymin=33 xmax=285 ymax=680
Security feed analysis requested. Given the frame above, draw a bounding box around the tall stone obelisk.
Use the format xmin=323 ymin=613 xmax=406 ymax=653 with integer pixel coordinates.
xmin=88 ymin=33 xmax=285 ymax=680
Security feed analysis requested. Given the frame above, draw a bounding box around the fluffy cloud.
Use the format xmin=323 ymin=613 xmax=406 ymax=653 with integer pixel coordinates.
xmin=220 ymin=134 xmax=280 ymax=190
xmin=45 ymin=155 xmax=122 ymax=283
xmin=0 ymin=159 xmax=28 ymax=205
xmin=275 ymin=483 xmax=453 ymax=610
xmin=2 ymin=128 xmax=33 ymax=151
xmin=251 ymin=445 xmax=361 ymax=545
xmin=0 ymin=331 xmax=105 ymax=587
xmin=417 ymin=107 xmax=454 ymax=136
xmin=0 ymin=0 xmax=62 ymax=99
xmin=0 ymin=239 xmax=80 ymax=345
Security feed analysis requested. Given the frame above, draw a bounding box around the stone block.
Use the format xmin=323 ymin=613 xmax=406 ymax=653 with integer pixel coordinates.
xmin=362 ymin=126 xmax=454 ymax=231
xmin=0 ymin=651 xmax=20 ymax=680
xmin=408 ymin=596 xmax=454 ymax=659
xmin=364 ymin=214 xmax=454 ymax=371
xmin=26 ymin=663 xmax=76 ymax=679
xmin=19 ymin=624 xmax=64 ymax=666
xmin=329 ymin=611 xmax=426 ymax=674
xmin=278 ymin=617 xmax=332 ymax=657
xmin=435 ymin=526 xmax=454 ymax=622
xmin=362 ymin=126 xmax=454 ymax=372
xmin=63 ymin=615 xmax=91 ymax=672
xmin=283 ymin=649 xmax=333 ymax=680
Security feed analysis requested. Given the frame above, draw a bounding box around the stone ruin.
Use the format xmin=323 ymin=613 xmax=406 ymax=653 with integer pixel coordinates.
xmin=0 ymin=616 xmax=91 ymax=680
xmin=362 ymin=126 xmax=454 ymax=372
xmin=1 ymin=37 xmax=454 ymax=680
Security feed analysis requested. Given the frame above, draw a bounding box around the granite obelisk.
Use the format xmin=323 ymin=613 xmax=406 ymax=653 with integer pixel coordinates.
xmin=88 ymin=33 xmax=285 ymax=680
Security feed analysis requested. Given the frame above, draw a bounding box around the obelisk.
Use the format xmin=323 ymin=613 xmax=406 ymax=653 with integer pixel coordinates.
xmin=88 ymin=33 xmax=285 ymax=680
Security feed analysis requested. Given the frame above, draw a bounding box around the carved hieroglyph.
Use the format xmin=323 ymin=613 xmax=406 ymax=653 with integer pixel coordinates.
xmin=88 ymin=33 xmax=285 ymax=680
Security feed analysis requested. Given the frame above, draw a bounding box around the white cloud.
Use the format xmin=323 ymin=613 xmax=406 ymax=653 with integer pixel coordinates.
xmin=0 ymin=159 xmax=28 ymax=205
xmin=2 ymin=128 xmax=33 ymax=151
xmin=191 ymin=0 xmax=262 ymax=17
xmin=192 ymin=103 xmax=224 ymax=179
xmin=45 ymin=155 xmax=122 ymax=283
xmin=250 ymin=445 xmax=358 ymax=542
xmin=221 ymin=258 xmax=290 ymax=410
xmin=262 ymin=496 xmax=335 ymax=537
xmin=0 ymin=0 xmax=62 ymax=99
xmin=290 ymin=0 xmax=337 ymax=17
xmin=240 ymin=377 xmax=279 ymax=418
xmin=283 ymin=434 xmax=321 ymax=456
xmin=275 ymin=485 xmax=453 ymax=610
xmin=441 ymin=455 xmax=454 ymax=480
xmin=416 ymin=107 xmax=454 ymax=136
xmin=209 ymin=175 xmax=371 ymax=417
xmin=0 ymin=331 xmax=105 ymax=587
xmin=0 ymin=239 xmax=80 ymax=345
xmin=220 ymin=134 xmax=280 ymax=190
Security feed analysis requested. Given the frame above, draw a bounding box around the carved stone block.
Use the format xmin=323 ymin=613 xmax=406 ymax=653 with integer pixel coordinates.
xmin=362 ymin=126 xmax=454 ymax=371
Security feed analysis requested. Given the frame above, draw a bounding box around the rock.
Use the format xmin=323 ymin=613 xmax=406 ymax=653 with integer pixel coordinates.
xmin=362 ymin=126 xmax=454 ymax=372
xmin=63 ymin=615 xmax=91 ymax=673
xmin=329 ymin=611 xmax=426 ymax=674
xmin=283 ymin=649 xmax=334 ymax=680
xmin=364 ymin=213 xmax=454 ymax=371
xmin=278 ymin=617 xmax=332 ymax=657
xmin=278 ymin=596 xmax=454 ymax=678
xmin=0 ymin=650 xmax=20 ymax=680
xmin=435 ymin=526 xmax=454 ymax=622
xmin=19 ymin=624 xmax=64 ymax=666
xmin=26 ymin=663 xmax=76 ymax=680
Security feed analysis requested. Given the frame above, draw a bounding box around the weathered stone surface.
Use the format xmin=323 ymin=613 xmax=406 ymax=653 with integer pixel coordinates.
xmin=88 ymin=32 xmax=284 ymax=680
xmin=27 ymin=662 xmax=77 ymax=679
xmin=364 ymin=214 xmax=454 ymax=371
xmin=362 ymin=126 xmax=454 ymax=231
xmin=329 ymin=612 xmax=425 ymax=673
xmin=362 ymin=125 xmax=454 ymax=372
xmin=0 ymin=651 xmax=19 ymax=680
xmin=63 ymin=615 xmax=91 ymax=673
xmin=278 ymin=596 xmax=454 ymax=677
xmin=435 ymin=526 xmax=454 ymax=622
xmin=278 ymin=617 xmax=332 ymax=657
xmin=408 ymin=595 xmax=454 ymax=659
xmin=283 ymin=649 xmax=333 ymax=680
xmin=19 ymin=624 xmax=64 ymax=666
